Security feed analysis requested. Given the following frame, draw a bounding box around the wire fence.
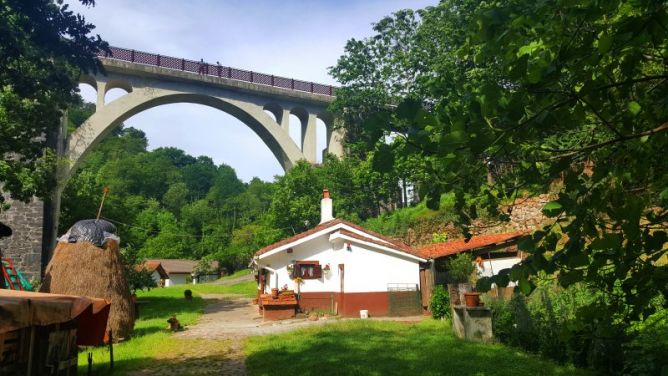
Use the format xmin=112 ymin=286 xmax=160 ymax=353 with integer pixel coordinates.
xmin=97 ymin=46 xmax=336 ymax=97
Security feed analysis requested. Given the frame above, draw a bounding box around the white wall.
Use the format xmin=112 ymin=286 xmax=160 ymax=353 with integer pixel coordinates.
xmin=477 ymin=257 xmax=522 ymax=278
xmin=150 ymin=271 xmax=161 ymax=284
xmin=258 ymin=233 xmax=420 ymax=294
xmin=165 ymin=273 xmax=189 ymax=286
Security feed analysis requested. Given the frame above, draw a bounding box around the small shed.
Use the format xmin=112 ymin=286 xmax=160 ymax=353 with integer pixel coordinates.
xmin=420 ymin=231 xmax=527 ymax=300
xmin=135 ymin=261 xmax=169 ymax=286
xmin=144 ymin=259 xmax=220 ymax=286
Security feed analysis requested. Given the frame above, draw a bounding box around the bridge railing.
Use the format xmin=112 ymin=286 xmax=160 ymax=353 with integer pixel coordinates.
xmin=97 ymin=46 xmax=336 ymax=97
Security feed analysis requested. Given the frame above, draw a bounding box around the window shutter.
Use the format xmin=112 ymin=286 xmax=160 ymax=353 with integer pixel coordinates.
xmin=314 ymin=264 xmax=322 ymax=279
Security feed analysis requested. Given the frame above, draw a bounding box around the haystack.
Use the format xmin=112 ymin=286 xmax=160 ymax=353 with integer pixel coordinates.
xmin=40 ymin=221 xmax=134 ymax=340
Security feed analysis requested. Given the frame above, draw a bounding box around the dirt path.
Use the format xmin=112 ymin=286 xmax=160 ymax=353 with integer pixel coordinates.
xmin=133 ymin=294 xmax=423 ymax=375
xmin=172 ymin=294 xmax=339 ymax=375
xmin=210 ymin=274 xmax=254 ymax=286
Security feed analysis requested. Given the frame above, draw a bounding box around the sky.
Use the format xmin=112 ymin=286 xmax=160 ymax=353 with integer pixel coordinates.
xmin=69 ymin=0 xmax=437 ymax=182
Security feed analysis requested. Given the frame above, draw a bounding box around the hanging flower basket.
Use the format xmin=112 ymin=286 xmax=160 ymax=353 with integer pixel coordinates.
xmin=323 ymin=263 xmax=331 ymax=276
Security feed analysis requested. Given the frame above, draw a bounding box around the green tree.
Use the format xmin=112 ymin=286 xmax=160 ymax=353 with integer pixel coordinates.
xmin=0 ymin=0 xmax=107 ymax=206
xmin=331 ymin=1 xmax=668 ymax=369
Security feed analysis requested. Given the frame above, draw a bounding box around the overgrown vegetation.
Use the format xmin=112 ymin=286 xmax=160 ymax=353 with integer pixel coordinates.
xmin=486 ymin=284 xmax=668 ymax=375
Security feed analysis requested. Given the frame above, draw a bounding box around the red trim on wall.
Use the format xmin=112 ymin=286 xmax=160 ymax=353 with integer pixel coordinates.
xmin=299 ymin=291 xmax=390 ymax=317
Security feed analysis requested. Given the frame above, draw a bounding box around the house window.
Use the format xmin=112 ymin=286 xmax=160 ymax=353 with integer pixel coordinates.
xmin=293 ymin=261 xmax=322 ymax=279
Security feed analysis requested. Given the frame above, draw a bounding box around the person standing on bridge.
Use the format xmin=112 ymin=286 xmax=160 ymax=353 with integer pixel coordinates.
xmin=198 ymin=58 xmax=206 ymax=75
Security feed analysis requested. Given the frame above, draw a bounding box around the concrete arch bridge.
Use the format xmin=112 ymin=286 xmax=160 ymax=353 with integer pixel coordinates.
xmin=0 ymin=46 xmax=344 ymax=281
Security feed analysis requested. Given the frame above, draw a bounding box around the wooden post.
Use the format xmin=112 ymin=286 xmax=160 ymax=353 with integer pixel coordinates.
xmin=96 ymin=187 xmax=109 ymax=221
xmin=87 ymin=353 xmax=93 ymax=376
xmin=108 ymin=330 xmax=114 ymax=371
xmin=26 ymin=327 xmax=35 ymax=376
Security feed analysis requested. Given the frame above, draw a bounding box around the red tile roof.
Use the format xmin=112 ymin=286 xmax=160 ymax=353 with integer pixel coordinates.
xmin=254 ymin=219 xmax=422 ymax=259
xmin=135 ymin=261 xmax=169 ymax=279
xmin=419 ymin=231 xmax=526 ymax=259
xmin=144 ymin=259 xmax=219 ymax=275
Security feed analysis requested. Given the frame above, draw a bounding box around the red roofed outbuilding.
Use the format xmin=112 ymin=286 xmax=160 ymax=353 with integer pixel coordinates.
xmin=419 ymin=231 xmax=527 ymax=286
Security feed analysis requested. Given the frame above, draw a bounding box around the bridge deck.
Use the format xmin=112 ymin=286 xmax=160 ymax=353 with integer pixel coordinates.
xmin=97 ymin=46 xmax=336 ymax=97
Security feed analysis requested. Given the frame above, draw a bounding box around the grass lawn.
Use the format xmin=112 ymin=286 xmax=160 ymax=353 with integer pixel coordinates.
xmin=79 ymin=282 xmax=252 ymax=374
xmin=244 ymin=320 xmax=592 ymax=376
xmin=218 ymin=268 xmax=252 ymax=280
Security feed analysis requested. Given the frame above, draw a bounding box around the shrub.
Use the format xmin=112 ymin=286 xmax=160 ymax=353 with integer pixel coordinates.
xmin=430 ymin=285 xmax=450 ymax=319
xmin=485 ymin=282 xmax=665 ymax=374
xmin=623 ymin=306 xmax=668 ymax=376
xmin=445 ymin=253 xmax=475 ymax=284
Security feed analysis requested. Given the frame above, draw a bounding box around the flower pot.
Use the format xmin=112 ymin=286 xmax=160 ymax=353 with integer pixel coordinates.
xmin=464 ymin=292 xmax=480 ymax=307
xmin=271 ymin=288 xmax=279 ymax=299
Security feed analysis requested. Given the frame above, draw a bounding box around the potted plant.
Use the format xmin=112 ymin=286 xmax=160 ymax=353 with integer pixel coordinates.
xmin=445 ymin=253 xmax=476 ymax=306
xmin=323 ymin=263 xmax=331 ymax=277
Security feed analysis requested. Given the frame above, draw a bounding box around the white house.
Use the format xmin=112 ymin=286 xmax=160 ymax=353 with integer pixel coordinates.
xmin=252 ymin=190 xmax=427 ymax=317
xmin=144 ymin=259 xmax=220 ymax=286
xmin=135 ymin=261 xmax=169 ymax=286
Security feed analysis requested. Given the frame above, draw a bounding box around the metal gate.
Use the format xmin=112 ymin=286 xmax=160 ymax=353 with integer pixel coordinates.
xmin=387 ymin=283 xmax=422 ymax=316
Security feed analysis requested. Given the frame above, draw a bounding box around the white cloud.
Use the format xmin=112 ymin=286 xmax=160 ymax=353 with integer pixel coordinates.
xmin=69 ymin=0 xmax=437 ymax=181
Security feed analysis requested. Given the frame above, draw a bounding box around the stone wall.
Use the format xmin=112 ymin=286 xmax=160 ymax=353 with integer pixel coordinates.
xmin=402 ymin=194 xmax=553 ymax=247
xmin=0 ymin=196 xmax=44 ymax=282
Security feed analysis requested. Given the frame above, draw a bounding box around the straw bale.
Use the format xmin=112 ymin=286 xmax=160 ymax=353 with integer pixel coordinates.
xmin=40 ymin=239 xmax=134 ymax=340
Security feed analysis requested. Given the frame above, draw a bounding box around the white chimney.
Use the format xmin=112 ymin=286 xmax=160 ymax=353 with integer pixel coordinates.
xmin=320 ymin=189 xmax=334 ymax=223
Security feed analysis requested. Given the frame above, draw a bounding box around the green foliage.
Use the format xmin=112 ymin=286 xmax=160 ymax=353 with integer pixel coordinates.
xmin=486 ymin=283 xmax=668 ymax=374
xmin=445 ymin=253 xmax=475 ymax=284
xmin=429 ymin=285 xmax=450 ymax=320
xmin=431 ymin=232 xmax=448 ymax=243
xmin=331 ymin=2 xmax=668 ymax=373
xmin=119 ymin=246 xmax=157 ymax=293
xmin=126 ymin=268 xmax=157 ymax=294
xmin=623 ymin=301 xmax=668 ymax=376
xmin=269 ymin=155 xmax=406 ymax=234
xmin=0 ymin=0 xmax=107 ymax=206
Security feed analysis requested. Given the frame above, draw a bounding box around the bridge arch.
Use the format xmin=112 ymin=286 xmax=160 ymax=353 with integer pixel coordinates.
xmin=65 ymin=87 xmax=305 ymax=184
